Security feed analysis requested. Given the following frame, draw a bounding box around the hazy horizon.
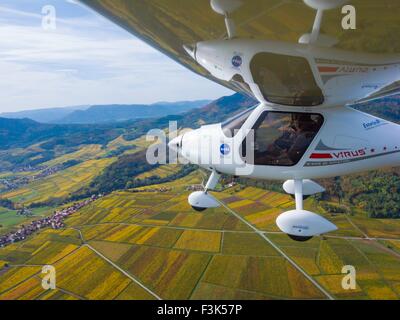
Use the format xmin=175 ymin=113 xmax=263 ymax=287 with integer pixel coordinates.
xmin=0 ymin=97 xmax=216 ymax=115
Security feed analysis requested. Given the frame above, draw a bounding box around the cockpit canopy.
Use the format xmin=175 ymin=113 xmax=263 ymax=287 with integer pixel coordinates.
xmin=242 ymin=111 xmax=324 ymax=166
xmin=250 ymin=52 xmax=324 ymax=106
xmin=223 ymin=108 xmax=324 ymax=166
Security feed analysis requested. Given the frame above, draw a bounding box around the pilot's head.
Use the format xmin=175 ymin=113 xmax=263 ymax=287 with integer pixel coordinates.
xmin=293 ymin=114 xmax=313 ymax=131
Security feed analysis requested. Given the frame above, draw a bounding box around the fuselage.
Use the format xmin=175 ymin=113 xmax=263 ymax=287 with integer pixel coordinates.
xmin=171 ymin=103 xmax=400 ymax=181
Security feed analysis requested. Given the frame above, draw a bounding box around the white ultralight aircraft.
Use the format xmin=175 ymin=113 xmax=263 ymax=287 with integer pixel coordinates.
xmin=81 ymin=0 xmax=400 ymax=241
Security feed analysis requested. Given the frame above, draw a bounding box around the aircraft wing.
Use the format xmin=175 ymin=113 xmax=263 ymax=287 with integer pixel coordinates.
xmin=80 ymin=0 xmax=400 ymax=103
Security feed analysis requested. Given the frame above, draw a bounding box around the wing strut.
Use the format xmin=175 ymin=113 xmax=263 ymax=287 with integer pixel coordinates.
xmin=299 ymin=0 xmax=348 ymax=46
xmin=210 ymin=0 xmax=242 ymax=39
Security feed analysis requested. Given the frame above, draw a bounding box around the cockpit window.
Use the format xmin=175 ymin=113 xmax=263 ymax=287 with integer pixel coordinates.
xmin=242 ymin=111 xmax=323 ymax=166
xmin=222 ymin=106 xmax=256 ymax=138
xmin=250 ymin=52 xmax=324 ymax=106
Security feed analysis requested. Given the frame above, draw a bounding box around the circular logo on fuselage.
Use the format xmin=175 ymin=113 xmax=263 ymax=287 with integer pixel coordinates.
xmin=232 ymin=55 xmax=242 ymax=68
xmin=220 ymin=144 xmax=231 ymax=156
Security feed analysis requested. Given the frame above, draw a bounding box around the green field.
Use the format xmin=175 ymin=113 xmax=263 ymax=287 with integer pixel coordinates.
xmin=0 ymin=208 xmax=24 ymax=229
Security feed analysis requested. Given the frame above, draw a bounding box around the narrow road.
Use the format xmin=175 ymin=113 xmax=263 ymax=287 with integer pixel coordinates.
xmin=217 ymin=198 xmax=335 ymax=300
xmin=339 ymin=216 xmax=400 ymax=260
xmin=343 ymin=214 xmax=371 ymax=240
xmin=70 ymin=227 xmax=162 ymax=300
xmin=84 ymin=243 xmax=162 ymax=300
xmin=323 ymin=234 xmax=400 ymax=242
xmin=74 ymin=222 xmax=255 ymax=234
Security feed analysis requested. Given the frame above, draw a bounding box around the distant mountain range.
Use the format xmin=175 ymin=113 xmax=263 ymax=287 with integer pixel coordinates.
xmin=0 ymin=94 xmax=251 ymax=151
xmin=0 ymin=100 xmax=210 ymax=124
xmin=0 ymin=106 xmax=89 ymax=123
xmin=55 ymin=100 xmax=211 ymax=124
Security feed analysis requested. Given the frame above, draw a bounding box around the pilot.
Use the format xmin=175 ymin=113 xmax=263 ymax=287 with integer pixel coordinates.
xmin=287 ymin=114 xmax=318 ymax=163
xmin=262 ymin=116 xmax=298 ymax=164
xmin=265 ymin=114 xmax=318 ymax=165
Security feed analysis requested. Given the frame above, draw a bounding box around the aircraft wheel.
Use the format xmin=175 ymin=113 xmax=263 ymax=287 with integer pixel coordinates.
xmin=287 ymin=234 xmax=313 ymax=242
xmin=290 ymin=194 xmax=311 ymax=200
xmin=191 ymin=206 xmax=207 ymax=212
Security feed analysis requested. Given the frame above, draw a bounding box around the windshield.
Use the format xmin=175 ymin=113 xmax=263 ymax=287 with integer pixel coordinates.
xmin=250 ymin=52 xmax=324 ymax=106
xmin=222 ymin=106 xmax=256 ymax=138
xmin=242 ymin=111 xmax=323 ymax=166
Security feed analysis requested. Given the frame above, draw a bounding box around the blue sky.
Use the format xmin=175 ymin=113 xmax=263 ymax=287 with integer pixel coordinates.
xmin=0 ymin=0 xmax=232 ymax=112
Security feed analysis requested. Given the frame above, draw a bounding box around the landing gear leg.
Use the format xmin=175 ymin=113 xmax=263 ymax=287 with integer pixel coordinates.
xmin=204 ymin=170 xmax=221 ymax=192
xmin=188 ymin=170 xmax=221 ymax=212
xmin=294 ymin=179 xmax=304 ymax=211
xmin=287 ymin=179 xmax=313 ymax=241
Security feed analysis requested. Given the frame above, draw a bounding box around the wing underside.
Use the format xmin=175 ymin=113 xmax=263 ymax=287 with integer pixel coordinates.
xmin=80 ymin=0 xmax=400 ymax=102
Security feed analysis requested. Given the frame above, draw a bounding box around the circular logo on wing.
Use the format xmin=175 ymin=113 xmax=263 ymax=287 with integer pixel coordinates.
xmin=220 ymin=144 xmax=231 ymax=156
xmin=231 ymin=55 xmax=242 ymax=68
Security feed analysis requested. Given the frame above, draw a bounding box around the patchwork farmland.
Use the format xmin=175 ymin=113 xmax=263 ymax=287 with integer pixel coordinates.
xmin=0 ymin=173 xmax=400 ymax=300
xmin=0 ymin=135 xmax=150 ymax=233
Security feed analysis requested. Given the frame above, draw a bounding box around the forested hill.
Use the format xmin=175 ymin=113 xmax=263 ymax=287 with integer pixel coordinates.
xmin=122 ymin=92 xmax=257 ymax=140
xmin=0 ymin=117 xmax=124 ymax=150
xmin=74 ymin=93 xmax=257 ymax=196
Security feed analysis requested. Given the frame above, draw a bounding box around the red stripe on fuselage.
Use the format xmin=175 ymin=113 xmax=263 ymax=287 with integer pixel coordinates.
xmin=310 ymin=153 xmax=333 ymax=159
xmin=318 ymin=66 xmax=339 ymax=73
